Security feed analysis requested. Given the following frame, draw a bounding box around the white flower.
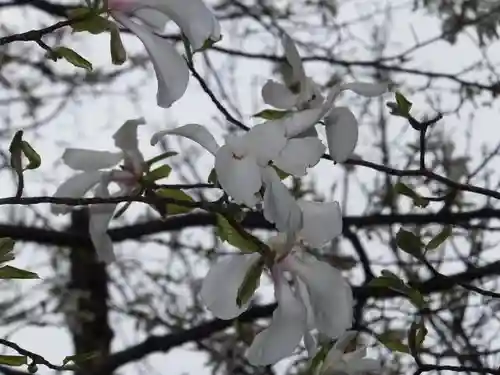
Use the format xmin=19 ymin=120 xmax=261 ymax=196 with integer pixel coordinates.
xmin=262 ymin=33 xmax=323 ymax=110
xmin=108 ymin=0 xmax=221 ymax=108
xmin=52 ymin=119 xmax=146 ymax=263
xmin=150 ymin=122 xmax=324 ymax=234
xmin=200 ymin=201 xmax=349 ymax=366
xmin=319 ymin=331 xmax=382 ymax=375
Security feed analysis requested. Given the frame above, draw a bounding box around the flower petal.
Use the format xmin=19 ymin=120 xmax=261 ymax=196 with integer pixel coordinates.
xmin=284 ymin=254 xmax=353 ymax=339
xmin=143 ymin=0 xmax=220 ymax=50
xmin=150 ymin=123 xmax=219 ymax=156
xmin=242 ymin=122 xmax=287 ymax=166
xmin=200 ymin=253 xmax=261 ymax=319
xmin=113 ymin=118 xmax=145 ymax=154
xmin=347 ymin=358 xmax=382 ymax=373
xmin=51 ymin=171 xmax=104 ymax=215
xmin=324 ymin=106 xmax=358 ymax=163
xmin=112 ymin=12 xmax=189 ymax=108
xmin=278 ymin=107 xmax=325 ymax=138
xmin=297 ymin=200 xmax=342 ymax=248
xmin=273 ymin=137 xmax=325 ymax=176
xmin=246 ymin=268 xmax=306 ymax=365
xmin=261 ymin=80 xmax=298 ymax=109
xmin=341 ymin=82 xmax=387 ymax=97
xmin=282 ymin=33 xmax=307 ymax=90
xmin=215 ymin=145 xmax=262 ymax=207
xmin=62 ymin=149 xmax=123 ymax=171
xmin=134 ymin=8 xmax=170 ymax=31
xmin=262 ymin=167 xmax=302 ymax=233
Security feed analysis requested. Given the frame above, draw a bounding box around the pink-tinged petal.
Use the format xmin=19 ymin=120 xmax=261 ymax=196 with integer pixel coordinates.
xmin=151 ymin=123 xmax=219 ymax=156
xmin=62 ymin=149 xmax=123 ymax=171
xmin=284 ymin=254 xmax=353 ymax=339
xmin=200 ymin=253 xmax=261 ymax=319
xmin=341 ymin=82 xmax=387 ymax=97
xmin=242 ymin=122 xmax=287 ymax=166
xmin=261 ymin=80 xmax=298 ymax=109
xmin=297 ymin=200 xmax=342 ymax=248
xmin=273 ymin=137 xmax=325 ymax=176
xmin=215 ymin=145 xmax=262 ymax=207
xmin=141 ymin=0 xmax=220 ymax=50
xmin=262 ymin=167 xmax=302 ymax=234
xmin=324 ymin=106 xmax=358 ymax=163
xmin=112 ymin=12 xmax=189 ymax=108
xmin=246 ymin=268 xmax=307 ymax=365
xmin=51 ymin=171 xmax=104 ymax=215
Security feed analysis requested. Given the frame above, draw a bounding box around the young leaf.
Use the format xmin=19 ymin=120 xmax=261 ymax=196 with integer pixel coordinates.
xmin=394 ymin=182 xmax=429 ymax=208
xmin=396 ymin=229 xmax=424 ymax=258
xmin=236 ymin=257 xmax=264 ymax=307
xmin=50 ymin=47 xmax=93 ymax=71
xmin=145 ymin=165 xmax=172 ymax=182
xmin=378 ymin=331 xmax=410 ymax=354
xmin=21 ymin=140 xmax=41 ymax=170
xmin=67 ymin=8 xmax=110 ymax=34
xmin=146 ymin=151 xmax=178 ymax=167
xmin=62 ymin=352 xmax=100 ymax=366
xmin=0 ymin=355 xmax=27 ymax=366
xmin=408 ymin=319 xmax=427 ymax=356
xmin=110 ymin=25 xmax=127 ymax=65
xmin=426 ymin=225 xmax=452 ymax=251
xmin=155 ymin=188 xmax=194 ymax=215
xmin=0 ymin=265 xmax=39 ymax=279
xmin=216 ymin=214 xmax=261 ymax=253
xmin=0 ymin=238 xmax=15 ymax=264
xmin=253 ymin=109 xmax=290 ymax=120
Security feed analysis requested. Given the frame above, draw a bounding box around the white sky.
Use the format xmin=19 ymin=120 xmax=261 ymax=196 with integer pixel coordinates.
xmin=2 ymin=0 xmax=500 ymax=374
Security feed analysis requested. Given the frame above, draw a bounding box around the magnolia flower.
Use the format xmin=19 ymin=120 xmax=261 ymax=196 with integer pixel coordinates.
xmin=200 ymin=203 xmax=349 ymax=366
xmin=150 ymin=121 xmax=324 ymax=232
xmin=262 ymin=33 xmax=323 ymax=110
xmin=319 ymin=331 xmax=381 ymax=375
xmin=108 ymin=0 xmax=221 ymax=108
xmin=52 ymin=119 xmax=146 ymax=263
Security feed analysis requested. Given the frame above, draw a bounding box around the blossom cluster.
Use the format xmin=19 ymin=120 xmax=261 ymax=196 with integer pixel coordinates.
xmin=51 ymin=0 xmax=386 ymax=371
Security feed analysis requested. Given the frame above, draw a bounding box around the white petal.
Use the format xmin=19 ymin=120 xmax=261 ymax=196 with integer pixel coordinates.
xmin=304 ymin=330 xmax=317 ymax=358
xmin=113 ymin=12 xmax=189 ymax=108
xmin=273 ymin=137 xmax=325 ymax=176
xmin=134 ymin=8 xmax=169 ymax=31
xmin=341 ymin=82 xmax=387 ymax=97
xmin=150 ymin=123 xmax=219 ymax=156
xmin=297 ymin=200 xmax=342 ymax=248
xmin=278 ymin=107 xmax=325 ymax=138
xmin=282 ymin=33 xmax=307 ymax=89
xmin=324 ymin=106 xmax=358 ymax=163
xmin=113 ymin=118 xmax=145 ymax=153
xmin=246 ymin=268 xmax=306 ymax=365
xmin=51 ymin=172 xmax=104 ymax=215
xmin=89 ymin=204 xmax=117 ymax=263
xmin=200 ymin=253 xmax=261 ymax=320
xmin=215 ymin=145 xmax=262 ymax=207
xmin=284 ymin=254 xmax=353 ymax=339
xmin=346 ymin=358 xmax=382 ymax=373
xmin=62 ymin=149 xmax=123 ymax=171
xmin=332 ymin=330 xmax=358 ymax=352
xmin=262 ymin=167 xmax=302 ymax=233
xmin=261 ymin=80 xmax=298 ymax=109
xmin=322 ymin=348 xmax=347 ymax=374
xmin=142 ymin=0 xmax=220 ymax=50
xmin=242 ymin=122 xmax=287 ymax=166
xmin=343 ymin=347 xmax=367 ymax=362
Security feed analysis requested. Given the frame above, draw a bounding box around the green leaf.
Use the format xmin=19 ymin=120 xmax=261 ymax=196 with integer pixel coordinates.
xmin=50 ymin=47 xmax=93 ymax=71
xmin=408 ymin=319 xmax=427 ymax=356
xmin=9 ymin=131 xmax=23 ymax=172
xmin=378 ymin=331 xmax=410 ymax=354
xmin=369 ymin=270 xmax=426 ymax=309
xmin=253 ymin=109 xmax=290 ymax=120
xmin=21 ymin=141 xmax=41 ymax=170
xmin=0 ymin=265 xmax=39 ymax=279
xmin=216 ymin=214 xmax=261 ymax=253
xmin=236 ymin=257 xmax=264 ymax=307
xmin=145 ymin=165 xmax=172 ymax=182
xmin=306 ymin=341 xmax=334 ymax=374
xmin=146 ymin=151 xmax=178 ymax=167
xmin=387 ymin=92 xmax=413 ymax=118
xmin=62 ymin=352 xmax=100 ymax=366
xmin=67 ymin=8 xmax=110 ymax=34
xmin=0 ymin=355 xmax=27 ymax=366
xmin=110 ymin=25 xmax=127 ymax=65
xmin=426 ymin=225 xmax=452 ymax=251
xmin=0 ymin=238 xmax=15 ymax=264
xmin=272 ymin=165 xmax=290 ymax=180
xmin=396 ymin=229 xmax=424 ymax=258
xmin=195 ymin=36 xmax=221 ymax=53
xmin=155 ymin=188 xmax=194 ymax=215
xmin=394 ymin=182 xmax=429 ymax=208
